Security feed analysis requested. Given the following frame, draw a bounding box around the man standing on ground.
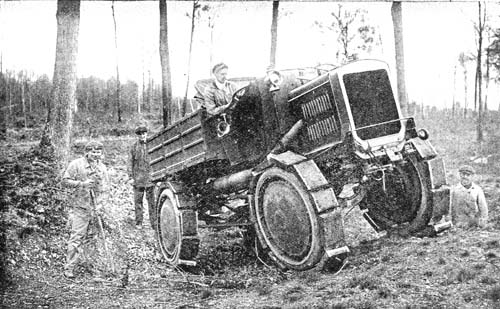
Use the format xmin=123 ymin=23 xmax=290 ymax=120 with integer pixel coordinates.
xmin=451 ymin=165 xmax=489 ymax=228
xmin=128 ymin=125 xmax=155 ymax=231
xmin=62 ymin=141 xmax=109 ymax=278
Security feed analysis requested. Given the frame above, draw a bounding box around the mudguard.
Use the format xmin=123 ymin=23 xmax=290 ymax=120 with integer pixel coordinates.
xmin=263 ymin=150 xmax=347 ymax=265
xmin=424 ymin=157 xmax=451 ymax=220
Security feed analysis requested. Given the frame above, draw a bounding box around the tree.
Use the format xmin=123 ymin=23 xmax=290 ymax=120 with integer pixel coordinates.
xmin=314 ymin=4 xmax=379 ymax=65
xmin=391 ymin=2 xmax=408 ymax=116
xmin=39 ymin=0 xmax=80 ymax=167
xmin=269 ymin=1 xmax=279 ymax=69
xmin=0 ymin=72 xmax=6 ymax=139
xmin=181 ymin=0 xmax=200 ymax=118
xmin=159 ymin=0 xmax=173 ymax=127
xmin=111 ymin=0 xmax=122 ymax=122
xmin=458 ymin=52 xmax=471 ymax=119
xmin=198 ymin=3 xmax=223 ymax=72
xmin=474 ymin=1 xmax=486 ymax=142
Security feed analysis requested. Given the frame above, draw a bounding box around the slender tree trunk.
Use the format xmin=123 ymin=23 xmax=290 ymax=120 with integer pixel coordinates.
xmin=148 ymin=71 xmax=152 ymax=111
xmin=159 ymin=0 xmax=173 ymax=127
xmin=182 ymin=0 xmax=198 ymax=117
xmin=28 ymin=78 xmax=32 ymax=113
xmin=7 ymin=73 xmax=11 ymax=119
xmin=0 ymin=72 xmax=6 ymax=139
xmin=484 ymin=48 xmax=490 ymax=113
xmin=452 ymin=65 xmax=456 ymax=118
xmin=269 ymin=0 xmax=279 ymax=69
xmin=141 ymin=62 xmax=145 ymax=114
xmin=209 ymin=19 xmax=214 ymax=72
xmin=463 ymin=66 xmax=468 ymax=119
xmin=40 ymin=0 xmax=80 ymax=168
xmin=21 ymin=74 xmax=26 ymax=128
xmin=476 ymin=1 xmax=484 ymax=142
xmin=112 ymin=0 xmax=121 ymax=122
xmin=391 ymin=2 xmax=408 ymax=116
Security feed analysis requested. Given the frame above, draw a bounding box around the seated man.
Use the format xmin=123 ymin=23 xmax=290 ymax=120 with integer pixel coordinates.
xmin=194 ymin=62 xmax=238 ymax=116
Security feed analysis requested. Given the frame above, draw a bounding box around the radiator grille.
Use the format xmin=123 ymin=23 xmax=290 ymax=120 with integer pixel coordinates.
xmin=300 ymin=92 xmax=339 ymax=141
xmin=306 ymin=116 xmax=339 ymax=141
xmin=301 ymin=93 xmax=331 ymax=118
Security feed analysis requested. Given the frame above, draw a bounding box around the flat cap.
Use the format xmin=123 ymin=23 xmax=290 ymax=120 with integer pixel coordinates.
xmin=458 ymin=165 xmax=475 ymax=175
xmin=212 ymin=62 xmax=228 ymax=74
xmin=135 ymin=125 xmax=148 ymax=134
xmin=84 ymin=140 xmax=103 ymax=151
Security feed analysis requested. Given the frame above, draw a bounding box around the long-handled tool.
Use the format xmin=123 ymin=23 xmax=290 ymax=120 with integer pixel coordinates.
xmin=90 ymin=189 xmax=116 ymax=273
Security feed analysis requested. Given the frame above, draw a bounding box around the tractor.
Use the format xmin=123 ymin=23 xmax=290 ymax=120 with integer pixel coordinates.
xmin=147 ymin=59 xmax=450 ymax=271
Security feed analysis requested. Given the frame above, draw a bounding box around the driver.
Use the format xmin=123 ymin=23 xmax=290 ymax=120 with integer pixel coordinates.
xmin=195 ymin=62 xmax=238 ymax=116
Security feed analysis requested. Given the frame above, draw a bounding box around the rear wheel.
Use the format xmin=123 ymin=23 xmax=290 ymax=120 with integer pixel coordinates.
xmin=253 ymin=167 xmax=324 ymax=270
xmin=156 ymin=183 xmax=199 ymax=265
xmin=360 ymin=156 xmax=432 ymax=234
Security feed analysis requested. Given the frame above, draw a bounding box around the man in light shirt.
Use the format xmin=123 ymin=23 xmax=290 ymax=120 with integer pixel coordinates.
xmin=62 ymin=141 xmax=109 ymax=278
xmin=451 ymin=165 xmax=488 ymax=228
xmin=194 ymin=62 xmax=238 ymax=116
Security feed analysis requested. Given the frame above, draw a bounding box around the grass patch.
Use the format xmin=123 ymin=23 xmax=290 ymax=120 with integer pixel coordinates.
xmin=455 ymin=268 xmax=476 ymax=283
xmin=347 ymin=275 xmax=380 ymax=290
xmin=282 ymin=285 xmax=304 ymax=303
xmin=480 ymin=276 xmax=498 ymax=285
xmin=485 ymin=285 xmax=500 ymax=302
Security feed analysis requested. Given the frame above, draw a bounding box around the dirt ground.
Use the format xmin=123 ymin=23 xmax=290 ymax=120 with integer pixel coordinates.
xmin=2 ymin=117 xmax=500 ymax=309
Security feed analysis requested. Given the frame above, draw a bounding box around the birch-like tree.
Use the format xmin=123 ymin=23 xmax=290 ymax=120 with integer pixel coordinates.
xmin=314 ymin=4 xmax=379 ymax=65
xmin=474 ymin=1 xmax=486 ymax=142
xmin=159 ymin=0 xmax=173 ymax=127
xmin=112 ymin=0 xmax=122 ymax=122
xmin=0 ymin=72 xmax=6 ymax=139
xmin=181 ymin=1 xmax=200 ymax=118
xmin=40 ymin=0 xmax=80 ymax=167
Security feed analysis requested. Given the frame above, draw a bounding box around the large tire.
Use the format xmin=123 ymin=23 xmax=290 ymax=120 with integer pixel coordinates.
xmin=360 ymin=155 xmax=433 ymax=234
xmin=157 ymin=188 xmax=182 ymax=264
xmin=253 ymin=167 xmax=324 ymax=270
xmin=156 ymin=184 xmax=199 ymax=265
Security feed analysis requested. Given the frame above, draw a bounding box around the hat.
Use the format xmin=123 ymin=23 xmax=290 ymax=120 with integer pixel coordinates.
xmin=84 ymin=140 xmax=103 ymax=151
xmin=458 ymin=165 xmax=475 ymax=175
xmin=212 ymin=62 xmax=228 ymax=74
xmin=135 ymin=125 xmax=148 ymax=135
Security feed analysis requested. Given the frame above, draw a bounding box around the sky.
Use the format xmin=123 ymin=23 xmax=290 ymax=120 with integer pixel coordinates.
xmin=0 ymin=1 xmax=498 ymax=110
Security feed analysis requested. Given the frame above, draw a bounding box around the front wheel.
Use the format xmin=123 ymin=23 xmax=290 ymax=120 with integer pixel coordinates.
xmin=360 ymin=156 xmax=433 ymax=234
xmin=252 ymin=167 xmax=324 ymax=271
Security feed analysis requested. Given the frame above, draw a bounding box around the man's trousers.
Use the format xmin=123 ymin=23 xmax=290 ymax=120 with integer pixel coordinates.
xmin=133 ymin=186 xmax=156 ymax=229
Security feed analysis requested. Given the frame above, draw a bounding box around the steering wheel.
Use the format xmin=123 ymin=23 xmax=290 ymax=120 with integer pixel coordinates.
xmin=225 ymin=86 xmax=247 ymax=111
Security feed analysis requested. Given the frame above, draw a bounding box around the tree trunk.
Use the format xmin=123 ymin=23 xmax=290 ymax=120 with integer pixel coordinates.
xmin=209 ymin=20 xmax=214 ymax=72
xmin=159 ymin=0 xmax=173 ymax=127
xmin=463 ymin=66 xmax=468 ymax=119
xmin=476 ymin=1 xmax=484 ymax=142
xmin=269 ymin=1 xmax=279 ymax=69
xmin=21 ymin=74 xmax=27 ymax=128
xmin=112 ymin=1 xmax=121 ymax=122
xmin=391 ymin=2 xmax=408 ymax=116
xmin=484 ymin=48 xmax=490 ymax=113
xmin=452 ymin=65 xmax=456 ymax=118
xmin=39 ymin=0 xmax=80 ymax=168
xmin=0 ymin=72 xmax=6 ymax=139
xmin=182 ymin=1 xmax=198 ymax=117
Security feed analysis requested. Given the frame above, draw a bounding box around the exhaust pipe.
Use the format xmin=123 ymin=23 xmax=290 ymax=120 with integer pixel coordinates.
xmin=211 ymin=169 xmax=253 ymax=193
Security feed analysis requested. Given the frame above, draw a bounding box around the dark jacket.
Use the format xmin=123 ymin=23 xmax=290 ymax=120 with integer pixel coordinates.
xmin=128 ymin=140 xmax=152 ymax=187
